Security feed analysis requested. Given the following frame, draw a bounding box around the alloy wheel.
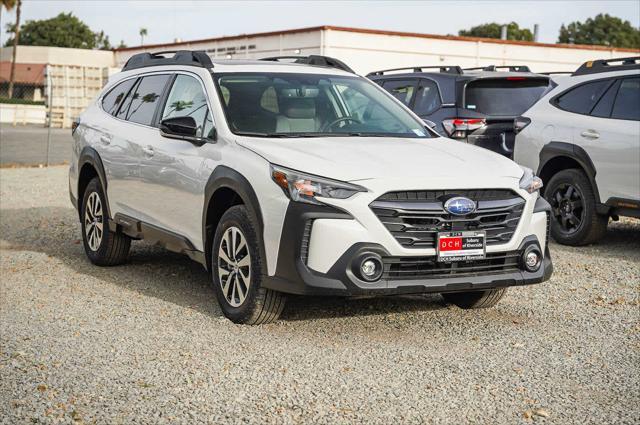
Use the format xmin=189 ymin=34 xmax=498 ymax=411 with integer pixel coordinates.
xmin=549 ymin=183 xmax=585 ymax=235
xmin=217 ymin=226 xmax=251 ymax=307
xmin=84 ymin=192 xmax=104 ymax=251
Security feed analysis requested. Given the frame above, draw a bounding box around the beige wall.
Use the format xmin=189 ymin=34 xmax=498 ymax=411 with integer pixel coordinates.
xmin=323 ymin=29 xmax=636 ymax=74
xmin=0 ymin=46 xmax=114 ymax=67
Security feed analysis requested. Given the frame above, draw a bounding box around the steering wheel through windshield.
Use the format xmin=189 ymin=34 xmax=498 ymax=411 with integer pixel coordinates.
xmin=321 ymin=116 xmax=363 ymax=132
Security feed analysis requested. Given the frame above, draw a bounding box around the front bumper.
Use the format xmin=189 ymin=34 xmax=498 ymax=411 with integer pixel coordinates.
xmin=262 ymin=199 xmax=553 ymax=297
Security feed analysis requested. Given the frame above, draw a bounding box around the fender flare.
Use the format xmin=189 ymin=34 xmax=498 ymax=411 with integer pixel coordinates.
xmin=202 ymin=166 xmax=265 ymax=270
xmin=537 ymin=141 xmax=600 ymax=204
xmin=78 ymin=146 xmax=112 ymax=219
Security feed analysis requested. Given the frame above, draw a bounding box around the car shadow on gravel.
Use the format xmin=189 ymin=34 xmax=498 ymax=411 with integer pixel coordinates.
xmin=1 ymin=206 xmax=638 ymax=323
xmin=0 ymin=206 xmax=447 ymax=322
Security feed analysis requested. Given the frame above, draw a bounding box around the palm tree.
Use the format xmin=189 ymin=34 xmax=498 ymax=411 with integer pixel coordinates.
xmin=2 ymin=0 xmax=20 ymax=98
xmin=139 ymin=28 xmax=148 ymax=46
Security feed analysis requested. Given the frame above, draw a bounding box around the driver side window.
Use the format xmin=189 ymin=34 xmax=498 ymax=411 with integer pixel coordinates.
xmin=162 ymin=74 xmax=214 ymax=138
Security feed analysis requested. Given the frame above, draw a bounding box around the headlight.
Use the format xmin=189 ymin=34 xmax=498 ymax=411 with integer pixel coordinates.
xmin=271 ymin=164 xmax=366 ymax=205
xmin=519 ymin=166 xmax=543 ymax=193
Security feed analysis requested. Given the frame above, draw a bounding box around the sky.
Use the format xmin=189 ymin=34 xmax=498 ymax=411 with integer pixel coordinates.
xmin=1 ymin=0 xmax=639 ymax=48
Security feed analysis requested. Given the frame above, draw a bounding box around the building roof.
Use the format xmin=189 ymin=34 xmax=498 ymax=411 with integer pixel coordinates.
xmin=115 ymin=25 xmax=640 ymax=54
xmin=0 ymin=62 xmax=46 ymax=84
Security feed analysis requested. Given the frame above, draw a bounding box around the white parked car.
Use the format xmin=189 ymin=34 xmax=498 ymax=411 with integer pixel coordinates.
xmin=514 ymin=57 xmax=640 ymax=246
xmin=69 ymin=51 xmax=552 ymax=324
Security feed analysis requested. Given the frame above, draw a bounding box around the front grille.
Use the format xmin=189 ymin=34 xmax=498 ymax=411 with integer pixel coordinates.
xmin=371 ymin=189 xmax=525 ymax=249
xmin=383 ymin=251 xmax=521 ymax=280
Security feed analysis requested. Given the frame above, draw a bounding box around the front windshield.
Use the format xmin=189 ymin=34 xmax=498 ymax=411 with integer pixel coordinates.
xmin=214 ymin=73 xmax=430 ymax=138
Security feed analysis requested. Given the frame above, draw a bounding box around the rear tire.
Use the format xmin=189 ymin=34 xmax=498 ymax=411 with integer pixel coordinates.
xmin=80 ymin=177 xmax=131 ymax=266
xmin=442 ymin=288 xmax=507 ymax=309
xmin=212 ymin=205 xmax=285 ymax=325
xmin=545 ymin=169 xmax=608 ymax=246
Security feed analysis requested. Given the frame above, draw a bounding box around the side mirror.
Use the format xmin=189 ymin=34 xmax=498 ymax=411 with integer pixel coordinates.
xmin=423 ymin=119 xmax=437 ymax=130
xmin=160 ymin=116 xmax=211 ymax=145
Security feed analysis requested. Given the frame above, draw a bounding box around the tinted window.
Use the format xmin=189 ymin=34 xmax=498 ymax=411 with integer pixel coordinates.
xmin=382 ymin=80 xmax=416 ymax=105
xmin=413 ymin=79 xmax=441 ymax=115
xmin=121 ymin=75 xmax=170 ymax=126
xmin=590 ymin=80 xmax=619 ymax=118
xmin=102 ymin=78 xmax=136 ymax=115
xmin=611 ymin=78 xmax=640 ymax=121
xmin=162 ymin=75 xmax=213 ymax=138
xmin=464 ymin=78 xmax=549 ymax=116
xmin=555 ymin=80 xmax=611 ymax=115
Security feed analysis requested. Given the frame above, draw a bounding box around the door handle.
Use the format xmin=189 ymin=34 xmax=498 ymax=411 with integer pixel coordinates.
xmin=100 ymin=135 xmax=111 ymax=145
xmin=142 ymin=146 xmax=155 ymax=157
xmin=580 ymin=130 xmax=600 ymax=139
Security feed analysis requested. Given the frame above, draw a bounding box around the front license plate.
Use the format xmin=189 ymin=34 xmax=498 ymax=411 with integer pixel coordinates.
xmin=437 ymin=231 xmax=486 ymax=262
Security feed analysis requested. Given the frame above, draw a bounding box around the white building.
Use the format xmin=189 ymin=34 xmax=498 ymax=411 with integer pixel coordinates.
xmin=114 ymin=25 xmax=640 ymax=74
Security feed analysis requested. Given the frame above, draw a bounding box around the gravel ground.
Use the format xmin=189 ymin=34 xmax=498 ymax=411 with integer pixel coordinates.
xmin=1 ymin=166 xmax=639 ymax=425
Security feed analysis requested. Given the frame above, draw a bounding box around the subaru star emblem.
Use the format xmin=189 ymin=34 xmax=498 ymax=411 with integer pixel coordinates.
xmin=444 ymin=196 xmax=477 ymax=216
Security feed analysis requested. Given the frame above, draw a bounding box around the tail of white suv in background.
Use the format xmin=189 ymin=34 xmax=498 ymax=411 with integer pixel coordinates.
xmin=70 ymin=51 xmax=552 ymax=324
xmin=514 ymin=57 xmax=640 ymax=246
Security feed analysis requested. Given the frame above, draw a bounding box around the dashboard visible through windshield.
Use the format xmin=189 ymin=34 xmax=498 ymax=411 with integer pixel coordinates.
xmin=213 ymin=73 xmax=431 ymax=138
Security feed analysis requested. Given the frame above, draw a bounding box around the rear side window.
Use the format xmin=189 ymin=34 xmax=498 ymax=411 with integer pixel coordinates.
xmin=413 ymin=79 xmax=441 ymax=115
xmin=161 ymin=75 xmax=214 ymax=138
xmin=102 ymin=78 xmax=137 ymax=116
xmin=611 ymin=78 xmax=640 ymax=121
xmin=464 ymin=78 xmax=549 ymax=116
xmin=120 ymin=74 xmax=170 ymax=126
xmin=555 ymin=79 xmax=611 ymax=115
xmin=382 ymin=80 xmax=416 ymax=106
xmin=590 ymin=80 xmax=620 ymax=118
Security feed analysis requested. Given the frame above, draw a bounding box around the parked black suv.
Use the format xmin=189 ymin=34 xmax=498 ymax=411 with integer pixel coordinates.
xmin=368 ymin=65 xmax=550 ymax=158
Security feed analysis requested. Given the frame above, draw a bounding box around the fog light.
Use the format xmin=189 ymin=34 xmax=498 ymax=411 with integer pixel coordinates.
xmin=361 ymin=260 xmax=377 ymax=277
xmin=522 ymin=246 xmax=542 ymax=272
xmin=354 ymin=254 xmax=383 ymax=282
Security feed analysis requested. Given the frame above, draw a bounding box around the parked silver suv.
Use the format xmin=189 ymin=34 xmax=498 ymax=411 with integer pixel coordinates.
xmin=70 ymin=51 xmax=552 ymax=324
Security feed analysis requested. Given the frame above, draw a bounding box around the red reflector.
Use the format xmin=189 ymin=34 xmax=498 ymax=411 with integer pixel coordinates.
xmin=506 ymin=77 xmax=526 ymax=81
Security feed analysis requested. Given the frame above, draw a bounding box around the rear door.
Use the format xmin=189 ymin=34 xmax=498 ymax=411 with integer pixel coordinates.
xmin=112 ymin=73 xmax=172 ymax=222
xmin=462 ymin=77 xmax=549 ymax=157
xmin=571 ymin=76 xmax=640 ymax=202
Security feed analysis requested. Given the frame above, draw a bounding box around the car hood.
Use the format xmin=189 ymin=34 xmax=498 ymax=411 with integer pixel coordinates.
xmin=236 ymin=136 xmax=523 ymax=182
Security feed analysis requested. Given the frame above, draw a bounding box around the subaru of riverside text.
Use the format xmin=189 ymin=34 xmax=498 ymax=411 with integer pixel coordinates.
xmin=69 ymin=51 xmax=553 ymax=324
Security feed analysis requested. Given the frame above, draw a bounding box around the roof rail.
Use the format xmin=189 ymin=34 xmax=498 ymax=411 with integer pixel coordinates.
xmin=259 ymin=55 xmax=355 ymax=73
xmin=540 ymin=71 xmax=573 ymax=75
xmin=572 ymin=56 xmax=640 ymax=76
xmin=122 ymin=50 xmax=213 ymax=72
xmin=366 ymin=65 xmax=463 ymax=77
xmin=464 ymin=65 xmax=531 ymax=73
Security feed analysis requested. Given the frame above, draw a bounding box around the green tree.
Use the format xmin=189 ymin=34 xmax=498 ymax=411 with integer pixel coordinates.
xmin=2 ymin=0 xmax=20 ymax=98
xmin=139 ymin=28 xmax=147 ymax=46
xmin=459 ymin=22 xmax=533 ymax=41
xmin=558 ymin=14 xmax=640 ymax=48
xmin=4 ymin=12 xmax=115 ymax=50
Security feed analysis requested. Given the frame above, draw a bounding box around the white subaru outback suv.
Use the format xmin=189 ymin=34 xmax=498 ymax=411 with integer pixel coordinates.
xmin=514 ymin=57 xmax=639 ymax=246
xmin=69 ymin=51 xmax=552 ymax=324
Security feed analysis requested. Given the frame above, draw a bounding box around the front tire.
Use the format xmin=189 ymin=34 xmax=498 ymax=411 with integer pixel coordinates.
xmin=545 ymin=169 xmax=608 ymax=246
xmin=80 ymin=177 xmax=131 ymax=266
xmin=212 ymin=205 xmax=285 ymax=325
xmin=442 ymin=288 xmax=507 ymax=309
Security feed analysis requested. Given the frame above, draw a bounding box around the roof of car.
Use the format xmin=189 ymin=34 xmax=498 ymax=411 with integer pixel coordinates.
xmin=368 ymin=70 xmax=548 ymax=81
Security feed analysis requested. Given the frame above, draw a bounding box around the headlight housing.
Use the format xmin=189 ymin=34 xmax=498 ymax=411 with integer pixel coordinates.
xmin=519 ymin=166 xmax=543 ymax=193
xmin=271 ymin=165 xmax=366 ymax=205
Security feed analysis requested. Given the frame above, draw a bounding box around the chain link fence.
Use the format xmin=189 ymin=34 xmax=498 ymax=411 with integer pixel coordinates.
xmin=1 ymin=65 xmax=111 ymax=166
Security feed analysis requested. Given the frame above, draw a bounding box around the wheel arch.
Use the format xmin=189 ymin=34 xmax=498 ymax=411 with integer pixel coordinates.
xmin=537 ymin=142 xmax=601 ymax=204
xmin=78 ymin=146 xmax=111 ymax=220
xmin=202 ymin=166 xmax=265 ymax=272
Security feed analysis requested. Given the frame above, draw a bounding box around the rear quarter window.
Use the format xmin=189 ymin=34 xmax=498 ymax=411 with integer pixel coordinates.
xmin=101 ymin=78 xmax=137 ymax=116
xmin=554 ymin=79 xmax=612 ymax=115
